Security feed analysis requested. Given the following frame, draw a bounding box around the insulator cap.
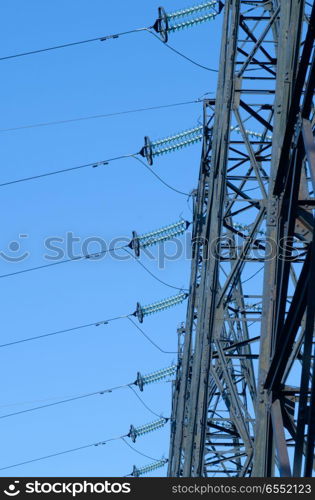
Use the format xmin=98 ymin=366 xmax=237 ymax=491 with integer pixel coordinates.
xmin=140 ymin=136 xmax=153 ymax=165
xmin=135 ymin=302 xmax=144 ymax=323
xmin=129 ymin=425 xmax=137 ymax=443
xmin=136 ymin=371 xmax=144 ymax=392
xmin=153 ymin=6 xmax=169 ymax=43
xmin=129 ymin=230 xmax=140 ymax=257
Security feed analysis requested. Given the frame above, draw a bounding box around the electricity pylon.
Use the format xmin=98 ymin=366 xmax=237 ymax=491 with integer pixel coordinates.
xmin=168 ymin=0 xmax=315 ymax=477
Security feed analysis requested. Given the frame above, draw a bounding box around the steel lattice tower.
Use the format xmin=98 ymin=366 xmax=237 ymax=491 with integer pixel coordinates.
xmin=168 ymin=0 xmax=315 ymax=477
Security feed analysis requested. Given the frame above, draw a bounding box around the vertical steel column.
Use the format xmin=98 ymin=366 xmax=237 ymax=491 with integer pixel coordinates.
xmin=252 ymin=0 xmax=304 ymax=477
xmin=168 ymin=101 xmax=215 ymax=476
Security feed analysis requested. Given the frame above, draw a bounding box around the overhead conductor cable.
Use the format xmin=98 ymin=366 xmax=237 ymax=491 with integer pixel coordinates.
xmin=0 ymin=2 xmax=224 ymax=61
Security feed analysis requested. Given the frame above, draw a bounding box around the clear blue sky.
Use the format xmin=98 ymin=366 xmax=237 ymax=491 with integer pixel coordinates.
xmin=0 ymin=0 xmax=223 ymax=477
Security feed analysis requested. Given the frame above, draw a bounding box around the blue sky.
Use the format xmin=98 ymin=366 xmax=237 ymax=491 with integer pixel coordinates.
xmin=0 ymin=0 xmax=223 ymax=477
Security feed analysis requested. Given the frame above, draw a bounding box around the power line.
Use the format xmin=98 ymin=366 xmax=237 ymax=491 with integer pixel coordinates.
xmin=0 ymin=379 xmax=171 ymax=411
xmin=146 ymin=29 xmax=218 ymax=72
xmin=0 ymin=36 xmax=102 ymax=61
xmin=0 ymin=315 xmax=128 ymax=349
xmin=128 ymin=386 xmax=163 ymax=419
xmin=122 ymin=248 xmax=188 ymax=292
xmin=130 ymin=155 xmax=191 ymax=196
xmin=0 ymin=155 xmax=133 ymax=188
xmin=0 ymin=25 xmax=218 ymax=73
xmin=0 ymin=245 xmax=187 ymax=292
xmin=0 ymin=153 xmax=192 ymax=195
xmin=0 ymin=430 xmax=168 ymax=472
xmin=0 ymin=99 xmax=202 ymax=133
xmin=0 ymin=244 xmax=128 ymax=280
xmin=0 ymin=153 xmax=193 ymax=195
xmin=0 ymin=383 xmax=133 ymax=421
xmin=0 ymin=113 xmax=210 ymax=192
xmin=127 ymin=317 xmax=178 ymax=354
xmin=121 ymin=437 xmax=162 ymax=462
xmin=0 ymin=291 xmax=188 ymax=349
xmin=241 ymin=265 xmax=264 ymax=285
xmin=0 ymin=416 xmax=170 ymax=471
xmin=0 ymin=379 xmax=168 ymax=421
xmin=0 ymin=27 xmax=149 ymax=62
xmin=0 ymin=434 xmax=127 ymax=472
xmin=0 ymin=215 xmax=190 ymax=281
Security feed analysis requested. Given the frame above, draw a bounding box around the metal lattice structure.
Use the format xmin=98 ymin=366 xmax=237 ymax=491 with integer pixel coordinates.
xmin=168 ymin=0 xmax=315 ymax=477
